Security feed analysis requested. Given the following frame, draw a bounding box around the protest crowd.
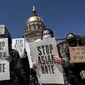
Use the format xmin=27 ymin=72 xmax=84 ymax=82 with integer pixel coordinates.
xmin=0 ymin=24 xmax=85 ymax=85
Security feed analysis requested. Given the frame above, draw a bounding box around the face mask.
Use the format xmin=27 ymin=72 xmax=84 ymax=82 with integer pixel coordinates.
xmin=67 ymin=38 xmax=75 ymax=42
xmin=43 ymin=34 xmax=52 ymax=40
xmin=67 ymin=38 xmax=77 ymax=46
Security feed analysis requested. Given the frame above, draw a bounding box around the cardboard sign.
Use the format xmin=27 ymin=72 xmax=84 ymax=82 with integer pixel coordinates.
xmin=0 ymin=60 xmax=10 ymax=81
xmin=69 ymin=46 xmax=85 ymax=63
xmin=12 ymin=38 xmax=25 ymax=58
xmin=29 ymin=38 xmax=64 ymax=84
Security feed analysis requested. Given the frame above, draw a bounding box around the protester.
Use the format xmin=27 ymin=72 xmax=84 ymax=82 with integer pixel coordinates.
xmin=66 ymin=33 xmax=82 ymax=46
xmin=33 ymin=28 xmax=69 ymax=85
xmin=41 ymin=29 xmax=68 ymax=66
xmin=0 ymin=25 xmax=29 ymax=85
xmin=58 ymin=33 xmax=85 ymax=85
xmin=24 ymin=38 xmax=40 ymax=85
xmin=20 ymin=48 xmax=30 ymax=85
xmin=66 ymin=33 xmax=85 ymax=85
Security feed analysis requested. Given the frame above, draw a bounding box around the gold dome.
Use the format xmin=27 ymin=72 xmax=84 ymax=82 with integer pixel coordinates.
xmin=26 ymin=16 xmax=44 ymax=24
xmin=26 ymin=6 xmax=44 ymax=24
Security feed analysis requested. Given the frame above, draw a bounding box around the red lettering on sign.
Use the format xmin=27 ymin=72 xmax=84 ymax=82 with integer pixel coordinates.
xmin=72 ymin=48 xmax=76 ymax=51
xmin=73 ymin=56 xmax=77 ymax=59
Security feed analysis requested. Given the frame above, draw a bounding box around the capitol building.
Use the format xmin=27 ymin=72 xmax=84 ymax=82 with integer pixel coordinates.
xmin=24 ymin=6 xmax=46 ymax=42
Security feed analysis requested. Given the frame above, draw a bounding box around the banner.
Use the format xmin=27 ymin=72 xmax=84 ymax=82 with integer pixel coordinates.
xmin=29 ymin=38 xmax=64 ymax=84
xmin=69 ymin=46 xmax=85 ymax=63
xmin=0 ymin=38 xmax=10 ymax=80
xmin=12 ymin=38 xmax=25 ymax=58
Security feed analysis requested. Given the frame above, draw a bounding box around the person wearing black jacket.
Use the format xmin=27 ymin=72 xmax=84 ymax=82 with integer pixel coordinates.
xmin=63 ymin=33 xmax=85 ymax=85
xmin=0 ymin=25 xmax=29 ymax=85
xmin=20 ymin=49 xmax=30 ymax=85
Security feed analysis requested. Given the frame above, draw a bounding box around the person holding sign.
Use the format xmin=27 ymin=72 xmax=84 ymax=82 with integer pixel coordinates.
xmin=41 ymin=29 xmax=66 ymax=65
xmin=0 ymin=25 xmax=29 ymax=85
xmin=67 ymin=33 xmax=85 ymax=85
xmin=33 ymin=28 xmax=69 ymax=85
xmin=58 ymin=33 xmax=85 ymax=85
xmin=12 ymin=38 xmax=30 ymax=85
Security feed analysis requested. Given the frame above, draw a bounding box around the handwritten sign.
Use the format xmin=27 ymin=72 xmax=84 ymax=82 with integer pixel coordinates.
xmin=69 ymin=46 xmax=85 ymax=63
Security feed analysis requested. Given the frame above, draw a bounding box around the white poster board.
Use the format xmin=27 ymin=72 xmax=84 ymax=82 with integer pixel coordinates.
xmin=0 ymin=38 xmax=10 ymax=80
xmin=25 ymin=41 xmax=33 ymax=68
xmin=29 ymin=38 xmax=64 ymax=84
xmin=12 ymin=38 xmax=25 ymax=58
xmin=0 ymin=38 xmax=9 ymax=60
xmin=0 ymin=60 xmax=10 ymax=81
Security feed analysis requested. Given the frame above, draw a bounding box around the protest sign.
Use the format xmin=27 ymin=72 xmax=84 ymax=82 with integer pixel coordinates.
xmin=12 ymin=38 xmax=25 ymax=58
xmin=69 ymin=46 xmax=85 ymax=63
xmin=29 ymin=38 xmax=64 ymax=84
xmin=0 ymin=60 xmax=10 ymax=81
xmin=0 ymin=38 xmax=10 ymax=80
xmin=25 ymin=41 xmax=33 ymax=68
xmin=0 ymin=38 xmax=9 ymax=60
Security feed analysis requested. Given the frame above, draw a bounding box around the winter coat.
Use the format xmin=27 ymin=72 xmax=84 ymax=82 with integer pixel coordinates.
xmin=0 ymin=49 xmax=29 ymax=85
xmin=57 ymin=39 xmax=85 ymax=85
xmin=21 ymin=50 xmax=30 ymax=84
xmin=57 ymin=40 xmax=70 ymax=85
xmin=0 ymin=25 xmax=29 ymax=85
